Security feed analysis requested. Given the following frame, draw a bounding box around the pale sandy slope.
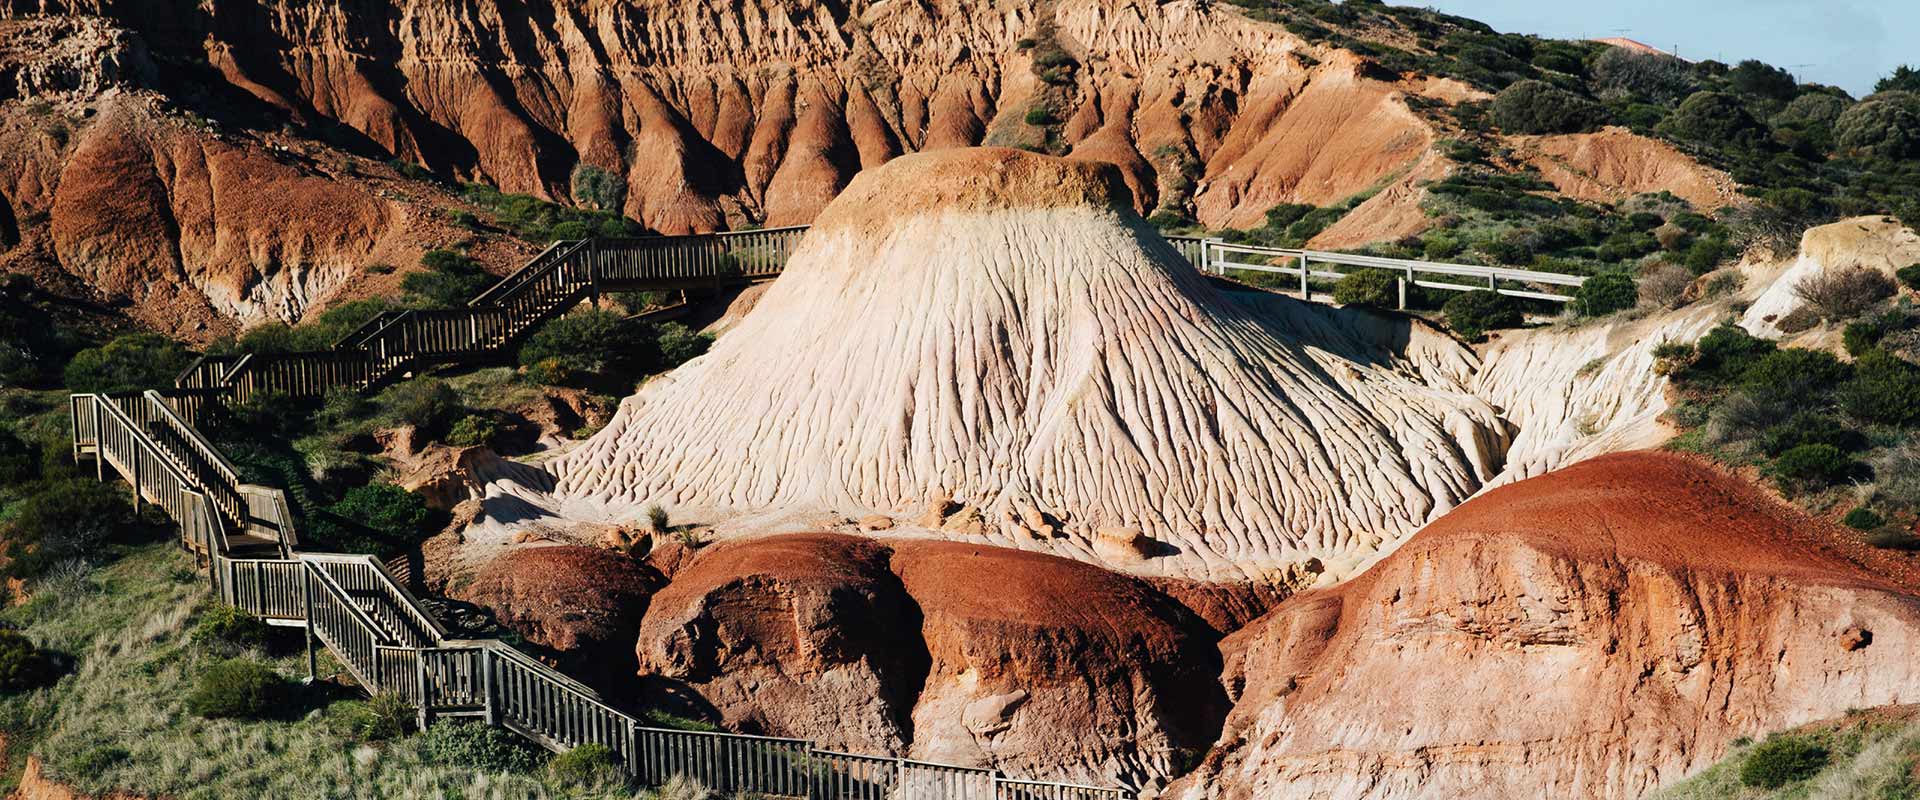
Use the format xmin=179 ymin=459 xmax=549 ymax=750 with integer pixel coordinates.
xmin=523 ymin=148 xmax=1508 ymax=583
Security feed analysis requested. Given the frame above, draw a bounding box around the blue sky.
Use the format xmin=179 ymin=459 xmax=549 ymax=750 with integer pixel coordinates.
xmin=1416 ymin=1 xmax=1919 ymax=97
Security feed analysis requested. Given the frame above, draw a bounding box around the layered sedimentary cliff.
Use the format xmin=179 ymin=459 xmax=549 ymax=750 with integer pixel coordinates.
xmin=1171 ymin=452 xmax=1920 ymax=800
xmin=0 ymin=15 xmax=534 ymax=340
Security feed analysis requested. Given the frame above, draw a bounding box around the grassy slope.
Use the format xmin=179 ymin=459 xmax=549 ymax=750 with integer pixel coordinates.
xmin=1653 ymin=711 xmax=1920 ymax=800
xmin=0 ymin=543 xmax=658 ymax=800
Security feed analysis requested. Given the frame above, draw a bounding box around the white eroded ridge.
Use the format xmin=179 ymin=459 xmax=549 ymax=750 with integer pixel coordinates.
xmin=529 ymin=150 xmax=1514 ymax=582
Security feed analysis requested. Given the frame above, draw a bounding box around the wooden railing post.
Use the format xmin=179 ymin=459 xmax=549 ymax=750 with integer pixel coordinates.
xmin=414 ymin=648 xmax=430 ymax=731
xmin=481 ymin=646 xmax=496 ymax=725
xmin=302 ymin=563 xmax=317 ymax=682
xmin=1298 ymin=254 xmax=1310 ymax=299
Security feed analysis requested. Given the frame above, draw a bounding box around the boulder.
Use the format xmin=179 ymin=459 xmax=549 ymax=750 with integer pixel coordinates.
xmin=452 ymin=546 xmax=660 ymax=693
xmin=632 ymin=533 xmax=927 ymax=754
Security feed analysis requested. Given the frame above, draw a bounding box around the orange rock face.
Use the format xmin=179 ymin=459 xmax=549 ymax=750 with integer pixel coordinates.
xmin=15 ymin=0 xmax=1473 ymax=235
xmin=1171 ymin=452 xmax=1920 ymax=800
xmin=632 ymin=533 xmax=1234 ymax=790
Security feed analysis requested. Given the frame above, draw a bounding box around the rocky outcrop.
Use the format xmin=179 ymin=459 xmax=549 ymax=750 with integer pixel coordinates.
xmin=634 ymin=533 xmax=928 ymax=755
xmin=1742 ymin=215 xmax=1920 ymax=341
xmin=1517 ymin=126 xmax=1740 ymax=213
xmin=891 ymin=541 xmax=1227 ymax=789
xmin=631 ymin=532 xmax=1233 ymax=790
xmin=1170 ymin=452 xmax=1920 ymax=800
xmin=452 ymin=545 xmax=660 ymax=692
xmin=528 ymin=148 xmax=1509 ymax=583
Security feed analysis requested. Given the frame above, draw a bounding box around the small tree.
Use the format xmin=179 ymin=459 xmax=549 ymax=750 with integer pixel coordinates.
xmin=1834 ymin=91 xmax=1920 ymax=159
xmin=1727 ymin=59 xmax=1799 ymax=102
xmin=1489 ymin=80 xmax=1605 ymax=135
xmin=1658 ymin=92 xmax=1764 ymax=146
xmin=1591 ymin=48 xmax=1696 ymax=102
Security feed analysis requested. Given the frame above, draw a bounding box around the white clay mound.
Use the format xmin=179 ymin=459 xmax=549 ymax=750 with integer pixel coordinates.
xmin=540 ymin=148 xmax=1513 ymax=580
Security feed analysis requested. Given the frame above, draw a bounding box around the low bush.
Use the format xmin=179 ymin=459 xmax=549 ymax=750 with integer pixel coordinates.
xmin=402 ymin=250 xmax=492 ymax=309
xmin=1637 ymin=263 xmax=1695 ymax=310
xmin=1332 ymin=269 xmax=1399 ymax=308
xmin=186 ymin=659 xmax=288 ymax=719
xmin=1739 ymin=348 xmax=1851 ymax=401
xmin=346 ymin=693 xmax=414 ymax=741
xmin=1897 ymin=264 xmax=1920 ymax=291
xmin=313 ymin=483 xmax=432 ymax=556
xmin=374 ymin=379 xmax=462 ymax=436
xmin=1792 ymin=266 xmax=1898 ymax=322
xmin=1738 ymin=734 xmax=1829 ymax=789
xmin=570 ymin=164 xmax=625 ymax=212
xmin=1833 ymin=90 xmax=1920 ymax=159
xmin=548 ymin=743 xmax=620 ymax=786
xmin=0 ymin=478 xmax=139 ymax=580
xmin=422 ymin=721 xmax=541 ymax=772
xmin=1756 ymin=412 xmax=1860 ymax=457
xmin=1442 ymin=290 xmax=1522 ymax=340
xmin=0 ymin=630 xmax=56 ymax=693
xmin=1770 ymin=444 xmax=1858 ymax=490
xmin=1837 ymin=350 xmax=1920 ymax=426
xmin=444 ymin=415 xmax=498 ymax=448
xmin=63 ymin=334 xmax=193 ymax=394
xmin=1574 ymin=273 xmax=1637 ymax=316
xmin=1843 ymin=507 xmax=1886 ymax=531
xmin=191 ymin=605 xmax=272 ymax=650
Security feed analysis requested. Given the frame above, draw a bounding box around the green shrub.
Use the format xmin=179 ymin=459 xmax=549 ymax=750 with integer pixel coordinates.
xmin=1489 ymin=80 xmax=1604 ymax=134
xmin=548 ymin=743 xmax=620 ymax=786
xmin=1757 ymin=412 xmax=1860 ymax=457
xmin=402 ymin=250 xmax=492 ymax=308
xmin=1770 ymin=444 xmax=1857 ymax=489
xmin=66 ymin=745 xmax=129 ymax=775
xmin=346 ymin=694 xmax=414 ymax=741
xmin=375 ymin=379 xmax=461 ymax=435
xmin=0 ymin=630 xmax=56 ymax=693
xmin=1738 ymin=734 xmax=1829 ymax=789
xmin=63 ymin=333 xmax=192 ymax=394
xmin=1834 ymin=90 xmax=1920 ymax=159
xmin=0 ymin=426 xmax=35 ymax=485
xmin=1727 ymin=59 xmax=1799 ymax=103
xmin=1843 ymin=507 xmax=1886 ymax=531
xmin=186 ymin=659 xmax=288 ymax=719
xmin=1738 ymin=348 xmax=1851 ymax=400
xmin=1573 ymin=273 xmax=1638 ymax=316
xmin=1442 ymin=290 xmax=1522 ymax=339
xmin=1658 ymin=92 xmax=1758 ymax=146
xmin=1023 ymin=106 xmax=1056 ymax=126
xmin=1684 ymin=324 xmax=1778 ymax=384
xmin=1898 ymin=264 xmax=1920 ymax=291
xmin=1332 ymin=269 xmax=1399 ymax=308
xmin=325 ymin=483 xmax=430 ymax=550
xmin=191 ymin=606 xmax=272 ymax=650
xmin=444 ymin=415 xmax=498 ymax=448
xmin=1838 ymin=350 xmax=1920 ymax=426
xmin=422 ymin=721 xmax=541 ymax=772
xmin=570 ymin=164 xmax=626 ymax=212
xmin=0 ymin=478 xmax=138 ymax=580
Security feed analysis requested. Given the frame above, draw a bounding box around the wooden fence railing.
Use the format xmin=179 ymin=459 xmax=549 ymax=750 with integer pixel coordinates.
xmin=1200 ymin=240 xmax=1588 ymax=305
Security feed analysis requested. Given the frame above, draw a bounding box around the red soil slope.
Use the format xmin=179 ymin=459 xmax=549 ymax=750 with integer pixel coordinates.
xmin=1171 ymin=451 xmax=1920 ymax=800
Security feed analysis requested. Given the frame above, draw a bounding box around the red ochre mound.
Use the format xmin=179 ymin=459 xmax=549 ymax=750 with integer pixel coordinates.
xmin=633 ymin=533 xmax=1232 ymax=790
xmin=452 ymin=545 xmax=660 ymax=691
xmin=1172 ymin=451 xmax=1920 ymax=800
